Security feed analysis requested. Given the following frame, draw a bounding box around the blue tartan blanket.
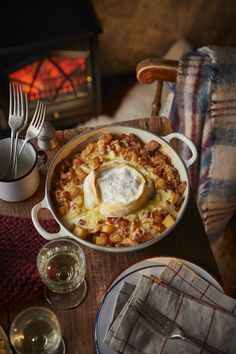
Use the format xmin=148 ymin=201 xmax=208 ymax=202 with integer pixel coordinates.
xmin=169 ymin=46 xmax=236 ymax=242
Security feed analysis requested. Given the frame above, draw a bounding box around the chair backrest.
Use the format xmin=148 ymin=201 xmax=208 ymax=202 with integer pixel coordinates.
xmin=136 ymin=59 xmax=178 ymax=118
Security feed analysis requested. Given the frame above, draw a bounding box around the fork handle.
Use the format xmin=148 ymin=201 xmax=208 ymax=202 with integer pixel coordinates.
xmin=17 ymin=138 xmax=28 ymax=159
xmin=176 ymin=334 xmax=223 ymax=354
xmin=12 ymin=131 xmax=20 ymax=178
xmin=7 ymin=130 xmax=16 ymax=178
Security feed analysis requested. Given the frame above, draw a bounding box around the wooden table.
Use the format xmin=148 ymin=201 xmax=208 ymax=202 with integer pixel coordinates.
xmin=0 ymin=117 xmax=221 ymax=354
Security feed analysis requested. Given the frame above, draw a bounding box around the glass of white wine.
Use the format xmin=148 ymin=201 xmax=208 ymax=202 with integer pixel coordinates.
xmin=37 ymin=238 xmax=87 ymax=310
xmin=10 ymin=306 xmax=65 ymax=354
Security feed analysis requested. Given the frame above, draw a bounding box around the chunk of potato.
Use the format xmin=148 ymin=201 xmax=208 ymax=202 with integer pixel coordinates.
xmin=162 ymin=214 xmax=175 ymax=228
xmin=74 ymin=226 xmax=89 ymax=239
xmin=57 ymin=205 xmax=68 ymax=217
xmin=95 ymin=234 xmax=108 ymax=246
xmin=101 ymin=224 xmax=116 ymax=233
xmin=109 ymin=233 xmax=123 ymax=244
xmin=155 ymin=178 xmax=167 ymax=190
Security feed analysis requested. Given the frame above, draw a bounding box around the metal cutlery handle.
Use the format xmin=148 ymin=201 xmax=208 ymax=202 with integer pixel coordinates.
xmin=134 ymin=302 xmax=223 ymax=354
xmin=17 ymin=101 xmax=46 ymax=159
xmin=180 ymin=334 xmax=224 ymax=354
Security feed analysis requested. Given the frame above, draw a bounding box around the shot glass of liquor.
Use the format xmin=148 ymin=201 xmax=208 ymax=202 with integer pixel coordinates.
xmin=37 ymin=238 xmax=87 ymax=310
xmin=10 ymin=306 xmax=65 ymax=354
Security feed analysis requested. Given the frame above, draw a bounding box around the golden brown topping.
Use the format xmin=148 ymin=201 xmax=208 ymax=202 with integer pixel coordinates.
xmin=177 ymin=181 xmax=187 ymax=194
xmin=130 ymin=227 xmax=145 ymax=242
xmin=52 ymin=133 xmax=187 ymax=248
xmin=99 ymin=133 xmax=113 ymax=145
xmin=74 ymin=226 xmax=89 ymax=239
xmin=89 ymin=156 xmax=102 ymax=169
xmin=144 ymin=140 xmax=160 ymax=153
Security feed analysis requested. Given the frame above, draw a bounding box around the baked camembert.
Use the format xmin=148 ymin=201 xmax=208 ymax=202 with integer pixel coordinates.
xmin=51 ymin=133 xmax=187 ymax=247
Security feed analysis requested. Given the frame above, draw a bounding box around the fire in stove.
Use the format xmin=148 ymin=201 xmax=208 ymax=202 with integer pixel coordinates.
xmin=9 ymin=54 xmax=90 ymax=102
xmin=0 ymin=0 xmax=102 ymax=131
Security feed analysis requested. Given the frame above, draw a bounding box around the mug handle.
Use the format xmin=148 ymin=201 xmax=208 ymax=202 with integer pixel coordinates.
xmin=162 ymin=132 xmax=197 ymax=168
xmin=31 ymin=197 xmax=68 ymax=240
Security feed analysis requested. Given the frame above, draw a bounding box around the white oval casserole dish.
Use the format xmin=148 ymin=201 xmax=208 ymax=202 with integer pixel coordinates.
xmin=31 ymin=126 xmax=197 ymax=253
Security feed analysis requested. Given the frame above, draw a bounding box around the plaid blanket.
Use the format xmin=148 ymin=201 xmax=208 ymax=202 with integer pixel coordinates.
xmin=169 ymin=46 xmax=236 ymax=242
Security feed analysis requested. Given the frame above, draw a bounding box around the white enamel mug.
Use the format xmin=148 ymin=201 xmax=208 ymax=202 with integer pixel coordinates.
xmin=0 ymin=138 xmax=47 ymax=202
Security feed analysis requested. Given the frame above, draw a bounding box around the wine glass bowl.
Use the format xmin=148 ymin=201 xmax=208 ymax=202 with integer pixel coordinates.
xmin=10 ymin=307 xmax=63 ymax=354
xmin=37 ymin=238 xmax=87 ymax=310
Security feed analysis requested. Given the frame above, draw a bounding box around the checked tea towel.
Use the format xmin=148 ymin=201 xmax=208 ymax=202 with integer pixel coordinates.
xmin=104 ymin=258 xmax=236 ymax=354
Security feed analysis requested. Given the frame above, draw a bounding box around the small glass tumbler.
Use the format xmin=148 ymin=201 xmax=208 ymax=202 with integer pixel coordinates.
xmin=37 ymin=238 xmax=87 ymax=310
xmin=10 ymin=306 xmax=65 ymax=354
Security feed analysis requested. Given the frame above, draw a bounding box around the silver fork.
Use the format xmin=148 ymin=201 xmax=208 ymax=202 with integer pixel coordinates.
xmin=7 ymin=82 xmax=26 ymax=178
xmin=133 ymin=299 xmax=222 ymax=354
xmin=12 ymin=91 xmax=28 ymax=178
xmin=17 ymin=101 xmax=46 ymax=159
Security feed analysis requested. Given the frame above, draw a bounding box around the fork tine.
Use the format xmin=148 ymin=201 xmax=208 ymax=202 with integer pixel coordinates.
xmin=19 ymin=84 xmax=24 ymax=117
xmin=16 ymin=83 xmax=20 ymax=117
xmin=36 ymin=105 xmax=46 ymax=131
xmin=9 ymin=83 xmax=12 ymax=118
xmin=23 ymin=92 xmax=29 ymax=128
xmin=29 ymin=101 xmax=41 ymax=127
xmin=12 ymin=83 xmax=16 ymax=116
xmin=34 ymin=103 xmax=44 ymax=129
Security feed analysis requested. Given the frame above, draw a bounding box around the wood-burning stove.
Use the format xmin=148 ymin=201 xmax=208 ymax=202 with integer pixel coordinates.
xmin=0 ymin=0 xmax=102 ymax=132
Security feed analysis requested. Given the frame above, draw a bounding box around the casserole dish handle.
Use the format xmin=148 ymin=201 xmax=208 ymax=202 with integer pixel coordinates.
xmin=162 ymin=132 xmax=197 ymax=168
xmin=31 ymin=198 xmax=68 ymax=240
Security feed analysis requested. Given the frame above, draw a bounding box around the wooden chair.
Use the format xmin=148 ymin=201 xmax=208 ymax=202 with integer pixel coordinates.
xmin=136 ymin=58 xmax=178 ymax=117
xmin=135 ymin=58 xmax=178 ymax=143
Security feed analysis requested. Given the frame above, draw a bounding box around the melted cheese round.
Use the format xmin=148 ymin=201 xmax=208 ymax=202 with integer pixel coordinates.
xmin=98 ymin=165 xmax=143 ymax=204
xmin=83 ymin=162 xmax=154 ymax=217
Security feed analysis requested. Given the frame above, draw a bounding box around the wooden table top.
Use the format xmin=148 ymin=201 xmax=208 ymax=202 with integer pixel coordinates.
xmin=0 ymin=117 xmax=222 ymax=354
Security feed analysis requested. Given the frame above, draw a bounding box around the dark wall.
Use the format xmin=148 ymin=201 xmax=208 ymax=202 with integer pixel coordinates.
xmin=93 ymin=0 xmax=236 ymax=76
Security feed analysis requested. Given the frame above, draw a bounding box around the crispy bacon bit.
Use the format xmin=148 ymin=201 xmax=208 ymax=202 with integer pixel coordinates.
xmin=97 ymin=219 xmax=106 ymax=224
xmin=73 ymin=159 xmax=83 ymax=169
xmin=144 ymin=140 xmax=160 ymax=153
xmin=161 ymin=153 xmax=171 ymax=163
xmin=143 ymin=210 xmax=168 ymax=224
xmin=71 ymin=177 xmax=80 ymax=185
xmin=106 ymin=145 xmax=112 ymax=152
xmin=76 ymin=169 xmax=87 ymax=181
xmin=82 ymin=143 xmax=95 ymax=157
xmin=120 ymin=133 xmax=143 ymax=148
xmin=90 ymin=156 xmax=102 ymax=169
xmin=78 ymin=219 xmax=86 ymax=225
xmin=61 ymin=191 xmax=71 ymax=200
xmin=99 ymin=134 xmax=113 ymax=145
xmin=107 ymin=217 xmax=119 ymax=224
xmin=138 ymin=158 xmax=149 ymax=166
xmin=60 ymin=177 xmax=70 ymax=186
xmin=153 ymin=166 xmax=164 ymax=176
xmin=107 ymin=217 xmax=129 ymax=226
xmin=175 ymin=195 xmax=185 ymax=207
xmin=99 ymin=149 xmax=106 ymax=156
xmin=165 ymin=180 xmax=175 ymax=190
xmin=110 ymin=233 xmax=123 ymax=244
xmin=171 ymin=191 xmax=181 ymax=204
xmin=143 ymin=211 xmax=155 ymax=218
xmin=121 ymin=149 xmax=135 ymax=161
xmin=130 ymin=220 xmax=140 ymax=232
xmin=177 ymin=181 xmax=187 ymax=195
xmin=59 ymin=161 xmax=70 ymax=173
xmin=130 ymin=228 xmax=145 ymax=242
